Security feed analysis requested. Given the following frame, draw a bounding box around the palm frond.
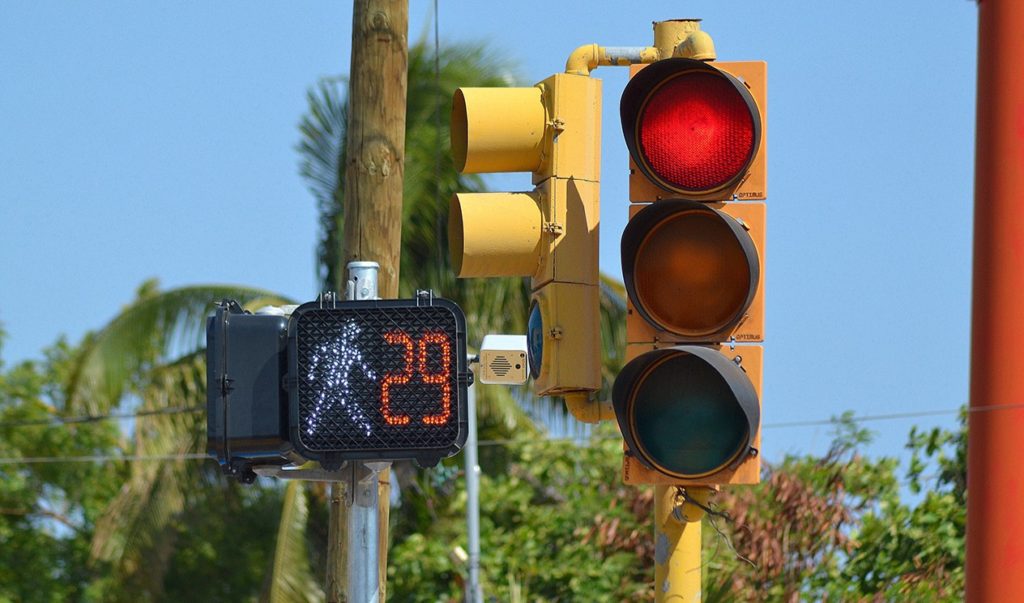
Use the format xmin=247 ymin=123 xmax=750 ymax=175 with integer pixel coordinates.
xmin=263 ymin=482 xmax=325 ymax=603
xmin=89 ymin=351 xmax=207 ymax=591
xmin=297 ymin=78 xmax=348 ymax=291
xmin=66 ymin=283 xmax=294 ymax=414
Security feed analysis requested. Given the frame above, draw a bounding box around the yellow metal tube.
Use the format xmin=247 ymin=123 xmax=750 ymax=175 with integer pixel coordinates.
xmin=654 ymin=485 xmax=703 ymax=602
xmin=451 ymin=87 xmax=546 ymax=173
xmin=653 ymin=19 xmax=716 ymax=61
xmin=449 ymin=191 xmax=542 ymax=277
xmin=565 ymin=44 xmax=660 ymax=76
xmin=562 ymin=392 xmax=613 ymax=423
xmin=678 ymin=487 xmax=713 ymax=523
xmin=565 ymin=43 xmax=602 ymax=75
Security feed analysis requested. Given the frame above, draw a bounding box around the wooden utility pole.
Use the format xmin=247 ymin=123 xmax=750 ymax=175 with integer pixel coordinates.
xmin=326 ymin=1 xmax=408 ymax=601
xmin=967 ymin=0 xmax=1024 ymax=600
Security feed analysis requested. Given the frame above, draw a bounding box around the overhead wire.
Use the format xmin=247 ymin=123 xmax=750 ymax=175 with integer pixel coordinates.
xmin=0 ymin=403 xmax=982 ymax=465
xmin=2 ymin=400 xmax=1012 ymax=466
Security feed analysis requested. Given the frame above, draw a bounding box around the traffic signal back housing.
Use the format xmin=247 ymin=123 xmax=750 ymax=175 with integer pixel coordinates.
xmin=449 ymin=73 xmax=603 ymax=399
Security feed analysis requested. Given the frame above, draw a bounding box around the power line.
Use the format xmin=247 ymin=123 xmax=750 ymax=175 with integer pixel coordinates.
xmin=0 ymin=453 xmax=208 ymax=465
xmin=0 ymin=405 xmax=203 ymax=429
xmin=763 ymin=408 xmax=960 ymax=429
xmin=1 ymin=401 xmax=1011 ymax=466
xmin=0 ymin=400 xmax=979 ymax=434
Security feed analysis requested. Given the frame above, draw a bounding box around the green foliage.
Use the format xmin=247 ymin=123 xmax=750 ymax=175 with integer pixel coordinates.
xmin=704 ymin=413 xmax=966 ymax=602
xmin=162 ymin=483 xmax=285 ymax=602
xmin=386 ymin=413 xmax=969 ymax=602
xmin=389 ymin=426 xmax=654 ymax=601
xmin=0 ymin=337 xmax=122 ymax=602
xmin=62 ymin=283 xmax=295 ymax=599
xmin=839 ymin=414 xmax=967 ymax=601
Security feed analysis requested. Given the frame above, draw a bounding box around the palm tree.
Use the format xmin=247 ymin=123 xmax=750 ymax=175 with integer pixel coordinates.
xmin=63 ymin=281 xmax=295 ymax=599
xmin=66 ymin=36 xmax=627 ymax=600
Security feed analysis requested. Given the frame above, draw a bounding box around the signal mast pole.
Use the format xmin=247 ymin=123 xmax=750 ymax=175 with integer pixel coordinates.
xmin=326 ymin=1 xmax=408 ymax=601
xmin=967 ymin=0 xmax=1024 ymax=599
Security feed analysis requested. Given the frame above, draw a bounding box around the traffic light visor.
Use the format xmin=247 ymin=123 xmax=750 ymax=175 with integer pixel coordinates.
xmin=621 ymin=58 xmax=760 ymax=196
xmin=613 ymin=346 xmax=759 ymax=479
xmin=622 ymin=200 xmax=759 ymax=339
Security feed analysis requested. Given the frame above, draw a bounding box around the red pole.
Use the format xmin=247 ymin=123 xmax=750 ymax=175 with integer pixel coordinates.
xmin=967 ymin=0 xmax=1024 ymax=599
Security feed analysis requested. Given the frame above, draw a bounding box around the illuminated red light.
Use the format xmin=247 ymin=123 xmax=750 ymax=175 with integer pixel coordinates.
xmin=638 ymin=71 xmax=756 ymax=192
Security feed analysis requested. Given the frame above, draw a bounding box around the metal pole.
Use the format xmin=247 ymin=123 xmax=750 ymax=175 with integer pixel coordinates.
xmin=345 ymin=261 xmax=389 ymax=603
xmin=653 ymin=485 xmax=704 ymax=603
xmin=967 ymin=0 xmax=1024 ymax=599
xmin=464 ymin=358 xmax=483 ymax=603
xmin=647 ymin=20 xmax=709 ymax=603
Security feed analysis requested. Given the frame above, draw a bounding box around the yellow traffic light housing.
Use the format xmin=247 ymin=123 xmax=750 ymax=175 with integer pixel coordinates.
xmin=615 ymin=56 xmax=767 ymax=486
xmin=622 ymin=200 xmax=759 ymax=341
xmin=449 ymin=74 xmax=603 ymax=400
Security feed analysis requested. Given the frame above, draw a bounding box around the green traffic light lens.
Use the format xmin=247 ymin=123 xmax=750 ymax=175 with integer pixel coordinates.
xmin=630 ymin=351 xmax=749 ymax=478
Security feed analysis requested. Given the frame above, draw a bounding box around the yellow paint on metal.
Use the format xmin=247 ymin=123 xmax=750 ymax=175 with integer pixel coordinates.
xmin=531 ymin=176 xmax=600 ymax=288
xmin=448 ymin=50 xmax=603 ymax=403
xmin=451 ymin=87 xmax=546 ymax=174
xmin=654 ymin=484 xmax=703 ymax=603
xmin=679 ymin=486 xmax=713 ymax=523
xmin=563 ymin=392 xmax=614 ymax=424
xmin=448 ymin=191 xmax=542 ymax=277
xmin=530 ymin=282 xmax=601 ymax=395
xmin=533 ymin=73 xmax=602 ymax=184
xmin=653 ymin=19 xmax=716 ymax=61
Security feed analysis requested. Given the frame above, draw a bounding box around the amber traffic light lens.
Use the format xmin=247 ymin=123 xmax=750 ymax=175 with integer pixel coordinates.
xmin=629 ymin=204 xmax=756 ymax=338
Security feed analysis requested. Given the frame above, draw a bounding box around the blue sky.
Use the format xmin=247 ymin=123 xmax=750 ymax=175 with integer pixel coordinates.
xmin=0 ymin=1 xmax=978 ymax=464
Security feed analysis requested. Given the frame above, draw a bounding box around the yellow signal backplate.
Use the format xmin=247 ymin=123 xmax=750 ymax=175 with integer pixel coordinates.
xmin=532 ymin=177 xmax=600 ymax=290
xmin=533 ymin=73 xmax=602 ymax=185
xmin=531 ymin=281 xmax=601 ymax=395
xmin=628 ymin=61 xmax=767 ymax=203
xmin=621 ymin=343 xmax=763 ymax=486
xmin=625 ymin=201 xmax=765 ymax=344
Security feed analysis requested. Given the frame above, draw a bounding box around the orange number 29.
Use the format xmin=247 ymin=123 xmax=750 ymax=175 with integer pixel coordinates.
xmin=381 ymin=330 xmax=452 ymax=426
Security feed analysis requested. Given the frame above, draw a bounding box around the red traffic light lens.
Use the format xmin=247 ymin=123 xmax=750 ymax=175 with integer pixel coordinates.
xmin=621 ymin=59 xmax=761 ymax=197
xmin=640 ymin=72 xmax=755 ymax=192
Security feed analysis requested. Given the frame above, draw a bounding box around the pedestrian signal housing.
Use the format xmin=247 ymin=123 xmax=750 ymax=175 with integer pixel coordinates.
xmin=206 ymin=297 xmax=470 ymax=482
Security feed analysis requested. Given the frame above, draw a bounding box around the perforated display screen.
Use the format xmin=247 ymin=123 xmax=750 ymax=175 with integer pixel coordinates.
xmin=288 ymin=298 xmax=468 ymax=467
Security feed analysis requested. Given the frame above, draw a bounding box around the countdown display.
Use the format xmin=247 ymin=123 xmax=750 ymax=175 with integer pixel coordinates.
xmin=288 ymin=298 xmax=469 ymax=468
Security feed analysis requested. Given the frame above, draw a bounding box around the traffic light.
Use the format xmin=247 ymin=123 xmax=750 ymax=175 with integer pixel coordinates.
xmin=206 ymin=296 xmax=470 ymax=482
xmin=448 ymin=73 xmax=603 ymax=404
xmin=613 ymin=58 xmax=767 ymax=485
